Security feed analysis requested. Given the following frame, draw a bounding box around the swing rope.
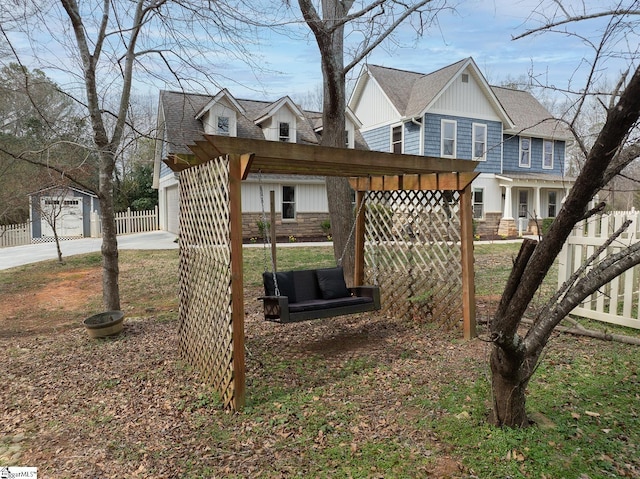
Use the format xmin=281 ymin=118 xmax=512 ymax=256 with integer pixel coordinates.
xmin=258 ymin=170 xmax=280 ymax=296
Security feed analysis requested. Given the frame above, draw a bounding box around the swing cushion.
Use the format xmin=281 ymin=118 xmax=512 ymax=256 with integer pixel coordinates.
xmin=263 ymin=271 xmax=297 ymax=303
xmin=291 ymin=270 xmax=322 ymax=303
xmin=316 ymin=267 xmax=351 ymax=300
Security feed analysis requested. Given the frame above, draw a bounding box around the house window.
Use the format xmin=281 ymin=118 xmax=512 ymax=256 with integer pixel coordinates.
xmin=391 ymin=125 xmax=402 ymax=153
xmin=217 ymin=116 xmax=229 ymax=135
xmin=345 ymin=130 xmax=349 ymax=148
xmin=548 ymin=191 xmax=557 ymax=217
xmin=441 ymin=120 xmax=456 ymax=157
xmin=472 ymin=123 xmax=487 ymax=160
xmin=282 ymin=185 xmax=295 ymax=220
xmin=518 ymin=190 xmax=528 ymax=218
xmin=519 ymin=137 xmax=531 ymax=167
xmin=279 ymin=122 xmax=290 ymax=142
xmin=543 ymin=140 xmax=554 ymax=169
xmin=472 ymin=188 xmax=484 ymax=220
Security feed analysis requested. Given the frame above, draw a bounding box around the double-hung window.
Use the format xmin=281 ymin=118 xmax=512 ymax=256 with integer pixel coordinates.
xmin=441 ymin=120 xmax=456 ymax=157
xmin=472 ymin=123 xmax=487 ymax=160
xmin=472 ymin=188 xmax=484 ymax=220
xmin=279 ymin=122 xmax=290 ymax=142
xmin=391 ymin=125 xmax=402 ymax=153
xmin=282 ymin=185 xmax=295 ymax=220
xmin=217 ymin=116 xmax=230 ymax=135
xmin=543 ymin=140 xmax=554 ymax=169
xmin=548 ymin=191 xmax=557 ymax=217
xmin=519 ymin=137 xmax=531 ymax=167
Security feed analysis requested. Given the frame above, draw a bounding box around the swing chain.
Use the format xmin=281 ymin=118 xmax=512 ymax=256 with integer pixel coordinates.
xmin=338 ymin=192 xmax=367 ymax=266
xmin=258 ymin=170 xmax=280 ymax=296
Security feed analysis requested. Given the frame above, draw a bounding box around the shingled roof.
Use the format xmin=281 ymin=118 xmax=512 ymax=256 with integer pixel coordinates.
xmin=159 ymin=90 xmax=322 ymax=158
xmin=364 ymin=59 xmax=571 ymax=140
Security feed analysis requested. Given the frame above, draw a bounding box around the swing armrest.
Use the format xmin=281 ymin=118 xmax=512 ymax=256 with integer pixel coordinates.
xmin=259 ymin=295 xmax=291 ymax=322
xmin=349 ymin=286 xmax=381 ymax=309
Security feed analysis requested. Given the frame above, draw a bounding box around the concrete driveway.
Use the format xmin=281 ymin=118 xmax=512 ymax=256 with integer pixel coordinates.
xmin=0 ymin=231 xmax=179 ymax=271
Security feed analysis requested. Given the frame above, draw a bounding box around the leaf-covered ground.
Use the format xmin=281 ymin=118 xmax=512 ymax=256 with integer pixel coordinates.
xmin=1 ymin=249 xmax=638 ymax=478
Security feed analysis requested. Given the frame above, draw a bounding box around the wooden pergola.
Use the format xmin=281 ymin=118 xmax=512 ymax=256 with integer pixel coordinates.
xmin=164 ymin=134 xmax=479 ymax=410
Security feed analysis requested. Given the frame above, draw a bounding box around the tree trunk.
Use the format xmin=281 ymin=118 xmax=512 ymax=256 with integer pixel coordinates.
xmin=489 ymin=345 xmax=530 ymax=428
xmin=316 ymin=0 xmax=356 ymax=283
xmin=98 ymin=150 xmax=120 ymax=311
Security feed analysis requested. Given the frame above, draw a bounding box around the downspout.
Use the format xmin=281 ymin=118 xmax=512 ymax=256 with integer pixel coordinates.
xmin=411 ymin=116 xmax=423 ymax=155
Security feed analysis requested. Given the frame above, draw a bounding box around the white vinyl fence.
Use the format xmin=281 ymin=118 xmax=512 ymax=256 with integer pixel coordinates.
xmin=558 ymin=211 xmax=640 ymax=329
xmin=90 ymin=206 xmax=159 ymax=237
xmin=0 ymin=222 xmax=31 ymax=247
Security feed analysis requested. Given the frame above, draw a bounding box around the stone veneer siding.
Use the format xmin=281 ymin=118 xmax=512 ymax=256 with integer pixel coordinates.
xmin=474 ymin=212 xmax=502 ymax=238
xmin=242 ymin=212 xmax=331 ymax=240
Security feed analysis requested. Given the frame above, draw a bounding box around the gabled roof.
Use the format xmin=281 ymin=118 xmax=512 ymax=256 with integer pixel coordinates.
xmin=364 ymin=58 xmax=514 ymax=127
xmin=360 ymin=58 xmax=572 ymax=140
xmin=29 ymin=185 xmax=97 ymax=198
xmin=492 ymin=86 xmax=571 ymax=139
xmin=158 ymin=90 xmax=323 ymax=159
xmin=194 ymin=88 xmax=246 ymax=120
xmin=253 ymin=96 xmax=305 ymax=125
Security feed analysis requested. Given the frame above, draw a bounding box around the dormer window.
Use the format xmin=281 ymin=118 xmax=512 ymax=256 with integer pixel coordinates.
xmin=217 ymin=116 xmax=230 ymax=135
xmin=279 ymin=122 xmax=290 ymax=142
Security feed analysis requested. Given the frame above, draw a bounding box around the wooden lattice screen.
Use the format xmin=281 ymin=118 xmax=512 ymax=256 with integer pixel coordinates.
xmin=178 ymin=158 xmax=237 ymax=408
xmin=363 ymin=190 xmax=463 ymax=329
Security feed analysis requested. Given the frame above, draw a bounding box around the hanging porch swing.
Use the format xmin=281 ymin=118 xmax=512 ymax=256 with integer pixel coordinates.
xmin=257 ymin=175 xmax=380 ymax=323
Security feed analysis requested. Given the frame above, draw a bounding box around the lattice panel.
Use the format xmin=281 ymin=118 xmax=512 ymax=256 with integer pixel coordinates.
xmin=178 ymin=158 xmax=236 ymax=408
xmin=364 ymin=190 xmax=463 ymax=329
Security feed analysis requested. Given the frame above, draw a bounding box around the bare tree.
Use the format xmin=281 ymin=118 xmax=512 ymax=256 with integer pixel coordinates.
xmin=32 ymin=185 xmax=77 ymax=264
xmin=490 ymin=4 xmax=640 ymax=427
xmin=295 ymin=0 xmax=451 ymax=282
xmin=1 ymin=0 xmax=265 ymax=310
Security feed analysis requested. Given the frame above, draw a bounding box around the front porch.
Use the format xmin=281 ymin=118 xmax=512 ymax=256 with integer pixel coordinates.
xmin=496 ymin=172 xmax=574 ymax=237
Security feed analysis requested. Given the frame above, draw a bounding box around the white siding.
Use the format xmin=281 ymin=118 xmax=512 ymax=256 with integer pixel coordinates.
xmin=241 ymin=182 xmax=327 ymax=213
xmin=472 ymin=174 xmax=502 ymax=213
xmin=430 ymin=68 xmax=501 ymax=122
xmin=262 ymin=106 xmax=297 ymax=142
xmin=351 ymin=76 xmax=399 ymax=129
xmin=202 ymin=98 xmax=238 ymax=136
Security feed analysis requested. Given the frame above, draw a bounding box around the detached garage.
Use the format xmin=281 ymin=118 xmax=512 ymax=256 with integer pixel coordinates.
xmin=29 ymin=186 xmax=100 ymax=241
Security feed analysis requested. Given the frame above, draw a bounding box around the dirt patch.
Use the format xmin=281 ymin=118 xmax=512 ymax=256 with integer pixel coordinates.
xmin=1 ymin=268 xmax=102 ymax=338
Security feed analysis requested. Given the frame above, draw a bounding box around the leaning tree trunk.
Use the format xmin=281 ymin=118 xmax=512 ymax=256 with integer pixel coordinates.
xmin=489 ymin=66 xmax=640 ymax=427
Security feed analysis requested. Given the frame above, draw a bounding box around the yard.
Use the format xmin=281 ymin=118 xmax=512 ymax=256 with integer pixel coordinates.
xmin=1 ymin=243 xmax=639 ymax=478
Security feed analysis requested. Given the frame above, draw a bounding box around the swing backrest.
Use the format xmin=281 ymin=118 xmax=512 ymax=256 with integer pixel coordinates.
xmin=262 ymin=267 xmax=351 ymax=303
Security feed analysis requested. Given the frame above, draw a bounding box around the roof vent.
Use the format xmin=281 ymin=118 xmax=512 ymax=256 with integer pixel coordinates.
xmin=461 ymin=73 xmax=469 ymax=83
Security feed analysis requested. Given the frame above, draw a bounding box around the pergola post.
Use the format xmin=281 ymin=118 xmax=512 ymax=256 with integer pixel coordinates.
xmin=229 ymin=155 xmax=246 ymax=409
xmin=354 ymin=190 xmax=366 ymax=287
xmin=460 ymin=184 xmax=477 ymax=340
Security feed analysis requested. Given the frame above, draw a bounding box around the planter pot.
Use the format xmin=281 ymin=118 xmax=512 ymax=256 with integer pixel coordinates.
xmin=83 ymin=311 xmax=124 ymax=338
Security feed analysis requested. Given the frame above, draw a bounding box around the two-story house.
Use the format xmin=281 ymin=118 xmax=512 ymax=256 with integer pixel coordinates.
xmin=348 ymin=57 xmax=574 ymax=237
xmin=152 ymin=89 xmax=365 ymax=239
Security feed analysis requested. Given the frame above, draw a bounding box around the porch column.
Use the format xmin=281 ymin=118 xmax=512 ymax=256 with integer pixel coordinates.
xmin=534 ymin=187 xmax=541 ymax=220
xmin=503 ymin=186 xmax=513 ymax=219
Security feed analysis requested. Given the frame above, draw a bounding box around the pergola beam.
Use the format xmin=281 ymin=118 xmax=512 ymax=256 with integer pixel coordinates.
xmin=164 ymin=135 xmax=479 ymax=178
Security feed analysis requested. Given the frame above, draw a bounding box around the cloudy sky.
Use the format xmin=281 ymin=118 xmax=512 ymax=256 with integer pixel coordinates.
xmin=3 ymin=0 xmax=633 ymax=103
xmin=237 ymin=0 xmax=633 ymax=102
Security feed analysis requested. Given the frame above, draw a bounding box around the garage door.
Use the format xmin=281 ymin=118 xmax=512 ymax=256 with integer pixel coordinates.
xmin=166 ymin=185 xmax=180 ymax=234
xmin=41 ymin=196 xmax=83 ymax=237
